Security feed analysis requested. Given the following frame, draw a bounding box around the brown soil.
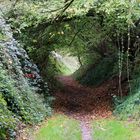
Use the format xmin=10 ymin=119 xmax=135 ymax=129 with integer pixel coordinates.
xmin=16 ymin=76 xmax=128 ymax=140
xmin=53 ymin=76 xmax=128 ymax=140
xmin=54 ymin=76 xmax=127 ymax=119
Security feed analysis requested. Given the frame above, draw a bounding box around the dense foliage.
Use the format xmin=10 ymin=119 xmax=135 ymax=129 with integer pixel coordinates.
xmin=0 ymin=63 xmax=49 ymax=139
xmin=78 ymin=55 xmax=118 ymax=86
xmin=115 ymin=54 xmax=140 ymax=119
xmin=0 ymin=14 xmax=51 ymax=139
xmin=0 ymin=0 xmax=140 ymax=138
xmin=6 ymin=0 xmax=140 ymax=102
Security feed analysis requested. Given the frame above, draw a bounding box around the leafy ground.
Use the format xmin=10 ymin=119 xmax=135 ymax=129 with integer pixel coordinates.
xmin=31 ymin=76 xmax=140 ymax=140
xmin=53 ymin=76 xmax=125 ymax=119
xmin=52 ymin=76 xmax=118 ymax=140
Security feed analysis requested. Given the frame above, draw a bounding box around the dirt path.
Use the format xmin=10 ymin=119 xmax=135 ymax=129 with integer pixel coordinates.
xmin=17 ymin=76 xmax=127 ymax=140
xmin=80 ymin=121 xmax=92 ymax=140
xmin=53 ymin=76 xmax=117 ymax=117
xmin=53 ymin=76 xmax=124 ymax=140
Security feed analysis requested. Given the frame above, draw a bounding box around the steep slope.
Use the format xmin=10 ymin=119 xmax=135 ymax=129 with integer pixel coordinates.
xmin=0 ymin=12 xmax=50 ymax=139
xmin=115 ymin=56 xmax=140 ymax=119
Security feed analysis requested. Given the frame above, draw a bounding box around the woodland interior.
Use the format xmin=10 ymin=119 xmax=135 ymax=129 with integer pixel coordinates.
xmin=0 ymin=0 xmax=140 ymax=140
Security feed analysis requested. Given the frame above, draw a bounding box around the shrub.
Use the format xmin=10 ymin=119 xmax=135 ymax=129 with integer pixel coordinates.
xmin=78 ymin=55 xmax=118 ymax=86
xmin=0 ymin=17 xmax=51 ymax=138
xmin=0 ymin=94 xmax=17 ymax=140
xmin=115 ymin=55 xmax=140 ymax=119
xmin=0 ymin=61 xmax=49 ymax=124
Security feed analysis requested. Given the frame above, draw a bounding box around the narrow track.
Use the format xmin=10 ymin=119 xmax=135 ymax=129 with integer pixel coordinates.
xmin=53 ymin=76 xmax=123 ymax=140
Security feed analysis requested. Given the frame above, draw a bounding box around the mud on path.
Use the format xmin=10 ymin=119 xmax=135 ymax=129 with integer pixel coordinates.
xmin=53 ymin=76 xmax=127 ymax=140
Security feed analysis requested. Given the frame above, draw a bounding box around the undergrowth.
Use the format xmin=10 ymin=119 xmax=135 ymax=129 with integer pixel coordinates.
xmin=78 ymin=55 xmax=118 ymax=86
xmin=0 ymin=93 xmax=17 ymax=140
xmin=0 ymin=24 xmax=50 ymax=139
xmin=115 ymin=55 xmax=140 ymax=120
xmin=0 ymin=61 xmax=49 ymax=139
xmin=0 ymin=29 xmax=7 ymax=40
